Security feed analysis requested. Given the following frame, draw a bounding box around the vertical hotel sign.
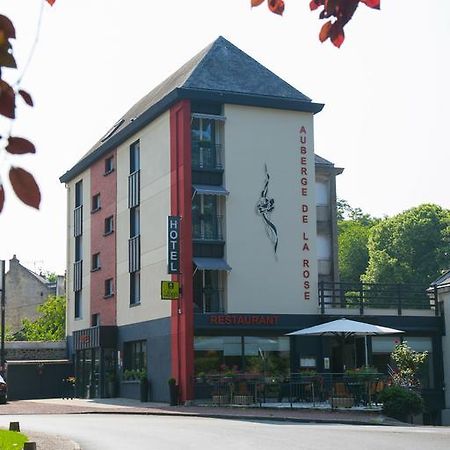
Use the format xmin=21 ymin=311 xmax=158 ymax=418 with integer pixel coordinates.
xmin=167 ymin=216 xmax=180 ymax=274
xmin=299 ymin=126 xmax=311 ymax=301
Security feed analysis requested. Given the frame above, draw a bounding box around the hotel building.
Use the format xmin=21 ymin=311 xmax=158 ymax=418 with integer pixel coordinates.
xmin=60 ymin=37 xmax=443 ymax=416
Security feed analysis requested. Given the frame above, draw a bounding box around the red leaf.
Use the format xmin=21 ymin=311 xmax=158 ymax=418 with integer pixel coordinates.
xmin=0 ymin=15 xmax=16 ymax=40
xmin=268 ymin=0 xmax=284 ymax=15
xmin=18 ymin=90 xmax=33 ymax=107
xmin=251 ymin=0 xmax=265 ymax=6
xmin=319 ymin=21 xmax=332 ymax=42
xmin=0 ymin=47 xmax=17 ymax=69
xmin=310 ymin=0 xmax=322 ymax=11
xmin=9 ymin=167 xmax=41 ymax=209
xmin=330 ymin=23 xmax=345 ymax=48
xmin=6 ymin=137 xmax=36 ymax=155
xmin=0 ymin=79 xmax=15 ymax=119
xmin=46 ymin=0 xmax=56 ymax=5
xmin=0 ymin=185 xmax=4 ymax=213
xmin=360 ymin=0 xmax=380 ymax=9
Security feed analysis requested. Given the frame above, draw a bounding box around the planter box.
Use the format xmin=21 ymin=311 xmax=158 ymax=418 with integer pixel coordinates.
xmin=120 ymin=381 xmax=140 ymax=400
xmin=331 ymin=397 xmax=354 ymax=408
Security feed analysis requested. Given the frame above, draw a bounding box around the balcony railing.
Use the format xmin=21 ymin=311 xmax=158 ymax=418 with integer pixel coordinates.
xmin=194 ymin=288 xmax=225 ymax=313
xmin=193 ymin=372 xmax=387 ymax=408
xmin=318 ymin=281 xmax=439 ymax=316
xmin=73 ymin=205 xmax=83 ymax=237
xmin=192 ymin=141 xmax=223 ymax=171
xmin=192 ymin=214 xmax=223 ymax=241
xmin=128 ymin=170 xmax=140 ymax=208
xmin=73 ymin=260 xmax=82 ymax=292
xmin=128 ymin=235 xmax=141 ymax=273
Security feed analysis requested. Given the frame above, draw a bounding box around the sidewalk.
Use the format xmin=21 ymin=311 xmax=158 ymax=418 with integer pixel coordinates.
xmin=0 ymin=396 xmax=403 ymax=426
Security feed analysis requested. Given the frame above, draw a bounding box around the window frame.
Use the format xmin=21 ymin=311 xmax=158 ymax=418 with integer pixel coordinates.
xmin=123 ymin=340 xmax=147 ymax=372
xmin=104 ymin=215 xmax=114 ymax=235
xmin=130 ymin=271 xmax=141 ymax=306
xmin=104 ymin=278 xmax=114 ymax=298
xmin=91 ymin=193 xmax=101 ymax=213
xmin=74 ymin=291 xmax=81 ymax=319
xmin=104 ymin=156 xmax=114 ymax=175
xmin=91 ymin=253 xmax=101 ymax=272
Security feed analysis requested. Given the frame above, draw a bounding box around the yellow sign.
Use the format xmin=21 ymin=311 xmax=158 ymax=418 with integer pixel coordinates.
xmin=161 ymin=281 xmax=180 ymax=300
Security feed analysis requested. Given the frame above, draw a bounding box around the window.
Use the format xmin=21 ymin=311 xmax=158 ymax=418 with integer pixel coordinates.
xmin=192 ymin=194 xmax=222 ymax=240
xmin=124 ymin=340 xmax=146 ymax=371
xmin=104 ymin=278 xmax=114 ymax=298
xmin=191 ymin=117 xmax=223 ymax=170
xmin=193 ymin=336 xmax=290 ymax=376
xmin=130 ymin=271 xmax=140 ymax=305
xmin=194 ymin=270 xmax=224 ymax=313
xmin=91 ymin=253 xmax=101 ymax=271
xmin=130 ymin=206 xmax=140 ymax=238
xmin=100 ymin=118 xmax=124 ymax=143
xmin=75 ymin=236 xmax=83 ymax=261
xmin=75 ymin=180 xmax=83 ymax=207
xmin=91 ymin=313 xmax=99 ymax=327
xmin=130 ymin=140 xmax=140 ymax=174
xmin=74 ymin=291 xmax=81 ymax=319
xmin=104 ymin=216 xmax=114 ymax=235
xmin=104 ymin=156 xmax=114 ymax=175
xmin=91 ymin=193 xmax=101 ymax=212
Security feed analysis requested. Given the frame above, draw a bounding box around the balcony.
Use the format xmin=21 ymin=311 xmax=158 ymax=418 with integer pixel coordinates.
xmin=192 ymin=214 xmax=223 ymax=241
xmin=194 ymin=288 xmax=225 ymax=313
xmin=318 ymin=281 xmax=440 ymax=316
xmin=192 ymin=141 xmax=223 ymax=171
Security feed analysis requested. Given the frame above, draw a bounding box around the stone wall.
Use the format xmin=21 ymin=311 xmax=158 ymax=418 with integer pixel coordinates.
xmin=5 ymin=341 xmax=67 ymax=361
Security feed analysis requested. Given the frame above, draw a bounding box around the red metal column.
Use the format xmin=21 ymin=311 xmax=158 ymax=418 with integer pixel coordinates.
xmin=170 ymin=100 xmax=194 ymax=401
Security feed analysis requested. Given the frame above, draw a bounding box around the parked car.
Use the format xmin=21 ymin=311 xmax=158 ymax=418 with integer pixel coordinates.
xmin=0 ymin=375 xmax=7 ymax=404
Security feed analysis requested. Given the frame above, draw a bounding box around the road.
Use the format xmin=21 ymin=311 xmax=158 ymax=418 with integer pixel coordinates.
xmin=0 ymin=414 xmax=449 ymax=450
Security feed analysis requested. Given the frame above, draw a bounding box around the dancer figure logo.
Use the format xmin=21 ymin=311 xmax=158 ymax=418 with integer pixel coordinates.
xmin=256 ymin=164 xmax=278 ymax=254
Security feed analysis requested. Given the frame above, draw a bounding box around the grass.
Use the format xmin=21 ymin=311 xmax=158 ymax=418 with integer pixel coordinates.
xmin=0 ymin=429 xmax=28 ymax=449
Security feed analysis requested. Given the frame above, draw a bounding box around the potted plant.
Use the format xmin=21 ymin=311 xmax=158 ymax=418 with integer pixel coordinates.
xmin=168 ymin=378 xmax=179 ymax=406
xmin=106 ymin=372 xmax=117 ymax=398
xmin=138 ymin=369 xmax=149 ymax=402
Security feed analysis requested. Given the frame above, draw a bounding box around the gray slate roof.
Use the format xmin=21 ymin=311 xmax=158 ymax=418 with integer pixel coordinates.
xmin=60 ymin=36 xmax=323 ymax=183
xmin=430 ymin=270 xmax=450 ymax=288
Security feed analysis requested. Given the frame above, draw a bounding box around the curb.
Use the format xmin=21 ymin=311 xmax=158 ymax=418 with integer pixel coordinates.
xmin=66 ymin=409 xmax=405 ymax=427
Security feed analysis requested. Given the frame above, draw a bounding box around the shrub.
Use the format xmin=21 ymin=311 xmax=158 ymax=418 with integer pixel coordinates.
xmin=379 ymin=385 xmax=424 ymax=421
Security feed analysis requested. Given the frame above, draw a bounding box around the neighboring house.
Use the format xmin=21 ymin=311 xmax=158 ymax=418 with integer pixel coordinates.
xmin=4 ymin=255 xmax=65 ymax=333
xmin=59 ymin=36 xmax=443 ymax=419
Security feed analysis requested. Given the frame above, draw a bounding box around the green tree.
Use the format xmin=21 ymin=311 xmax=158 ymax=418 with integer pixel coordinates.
xmin=337 ymin=199 xmax=378 ymax=283
xmin=362 ymin=204 xmax=450 ymax=286
xmin=20 ymin=295 xmax=65 ymax=341
xmin=338 ymin=221 xmax=372 ymax=283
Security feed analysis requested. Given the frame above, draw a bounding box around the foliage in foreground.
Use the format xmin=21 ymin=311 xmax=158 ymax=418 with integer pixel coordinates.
xmin=379 ymin=385 xmax=424 ymax=421
xmin=390 ymin=341 xmax=428 ymax=388
xmin=19 ymin=295 xmax=65 ymax=341
xmin=0 ymin=429 xmax=28 ymax=449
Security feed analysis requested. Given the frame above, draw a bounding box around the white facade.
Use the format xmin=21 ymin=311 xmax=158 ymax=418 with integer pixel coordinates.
xmin=115 ymin=111 xmax=172 ymax=326
xmin=224 ymin=105 xmax=318 ymax=314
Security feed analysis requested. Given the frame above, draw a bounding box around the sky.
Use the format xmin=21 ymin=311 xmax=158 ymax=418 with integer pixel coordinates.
xmin=0 ymin=0 xmax=449 ymax=274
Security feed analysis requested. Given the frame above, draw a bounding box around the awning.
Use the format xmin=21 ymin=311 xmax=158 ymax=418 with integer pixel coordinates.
xmin=193 ymin=257 xmax=232 ymax=271
xmin=193 ymin=184 xmax=229 ymax=196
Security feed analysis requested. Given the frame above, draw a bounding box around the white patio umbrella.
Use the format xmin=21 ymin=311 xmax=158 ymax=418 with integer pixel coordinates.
xmin=287 ymin=318 xmax=404 ymax=367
